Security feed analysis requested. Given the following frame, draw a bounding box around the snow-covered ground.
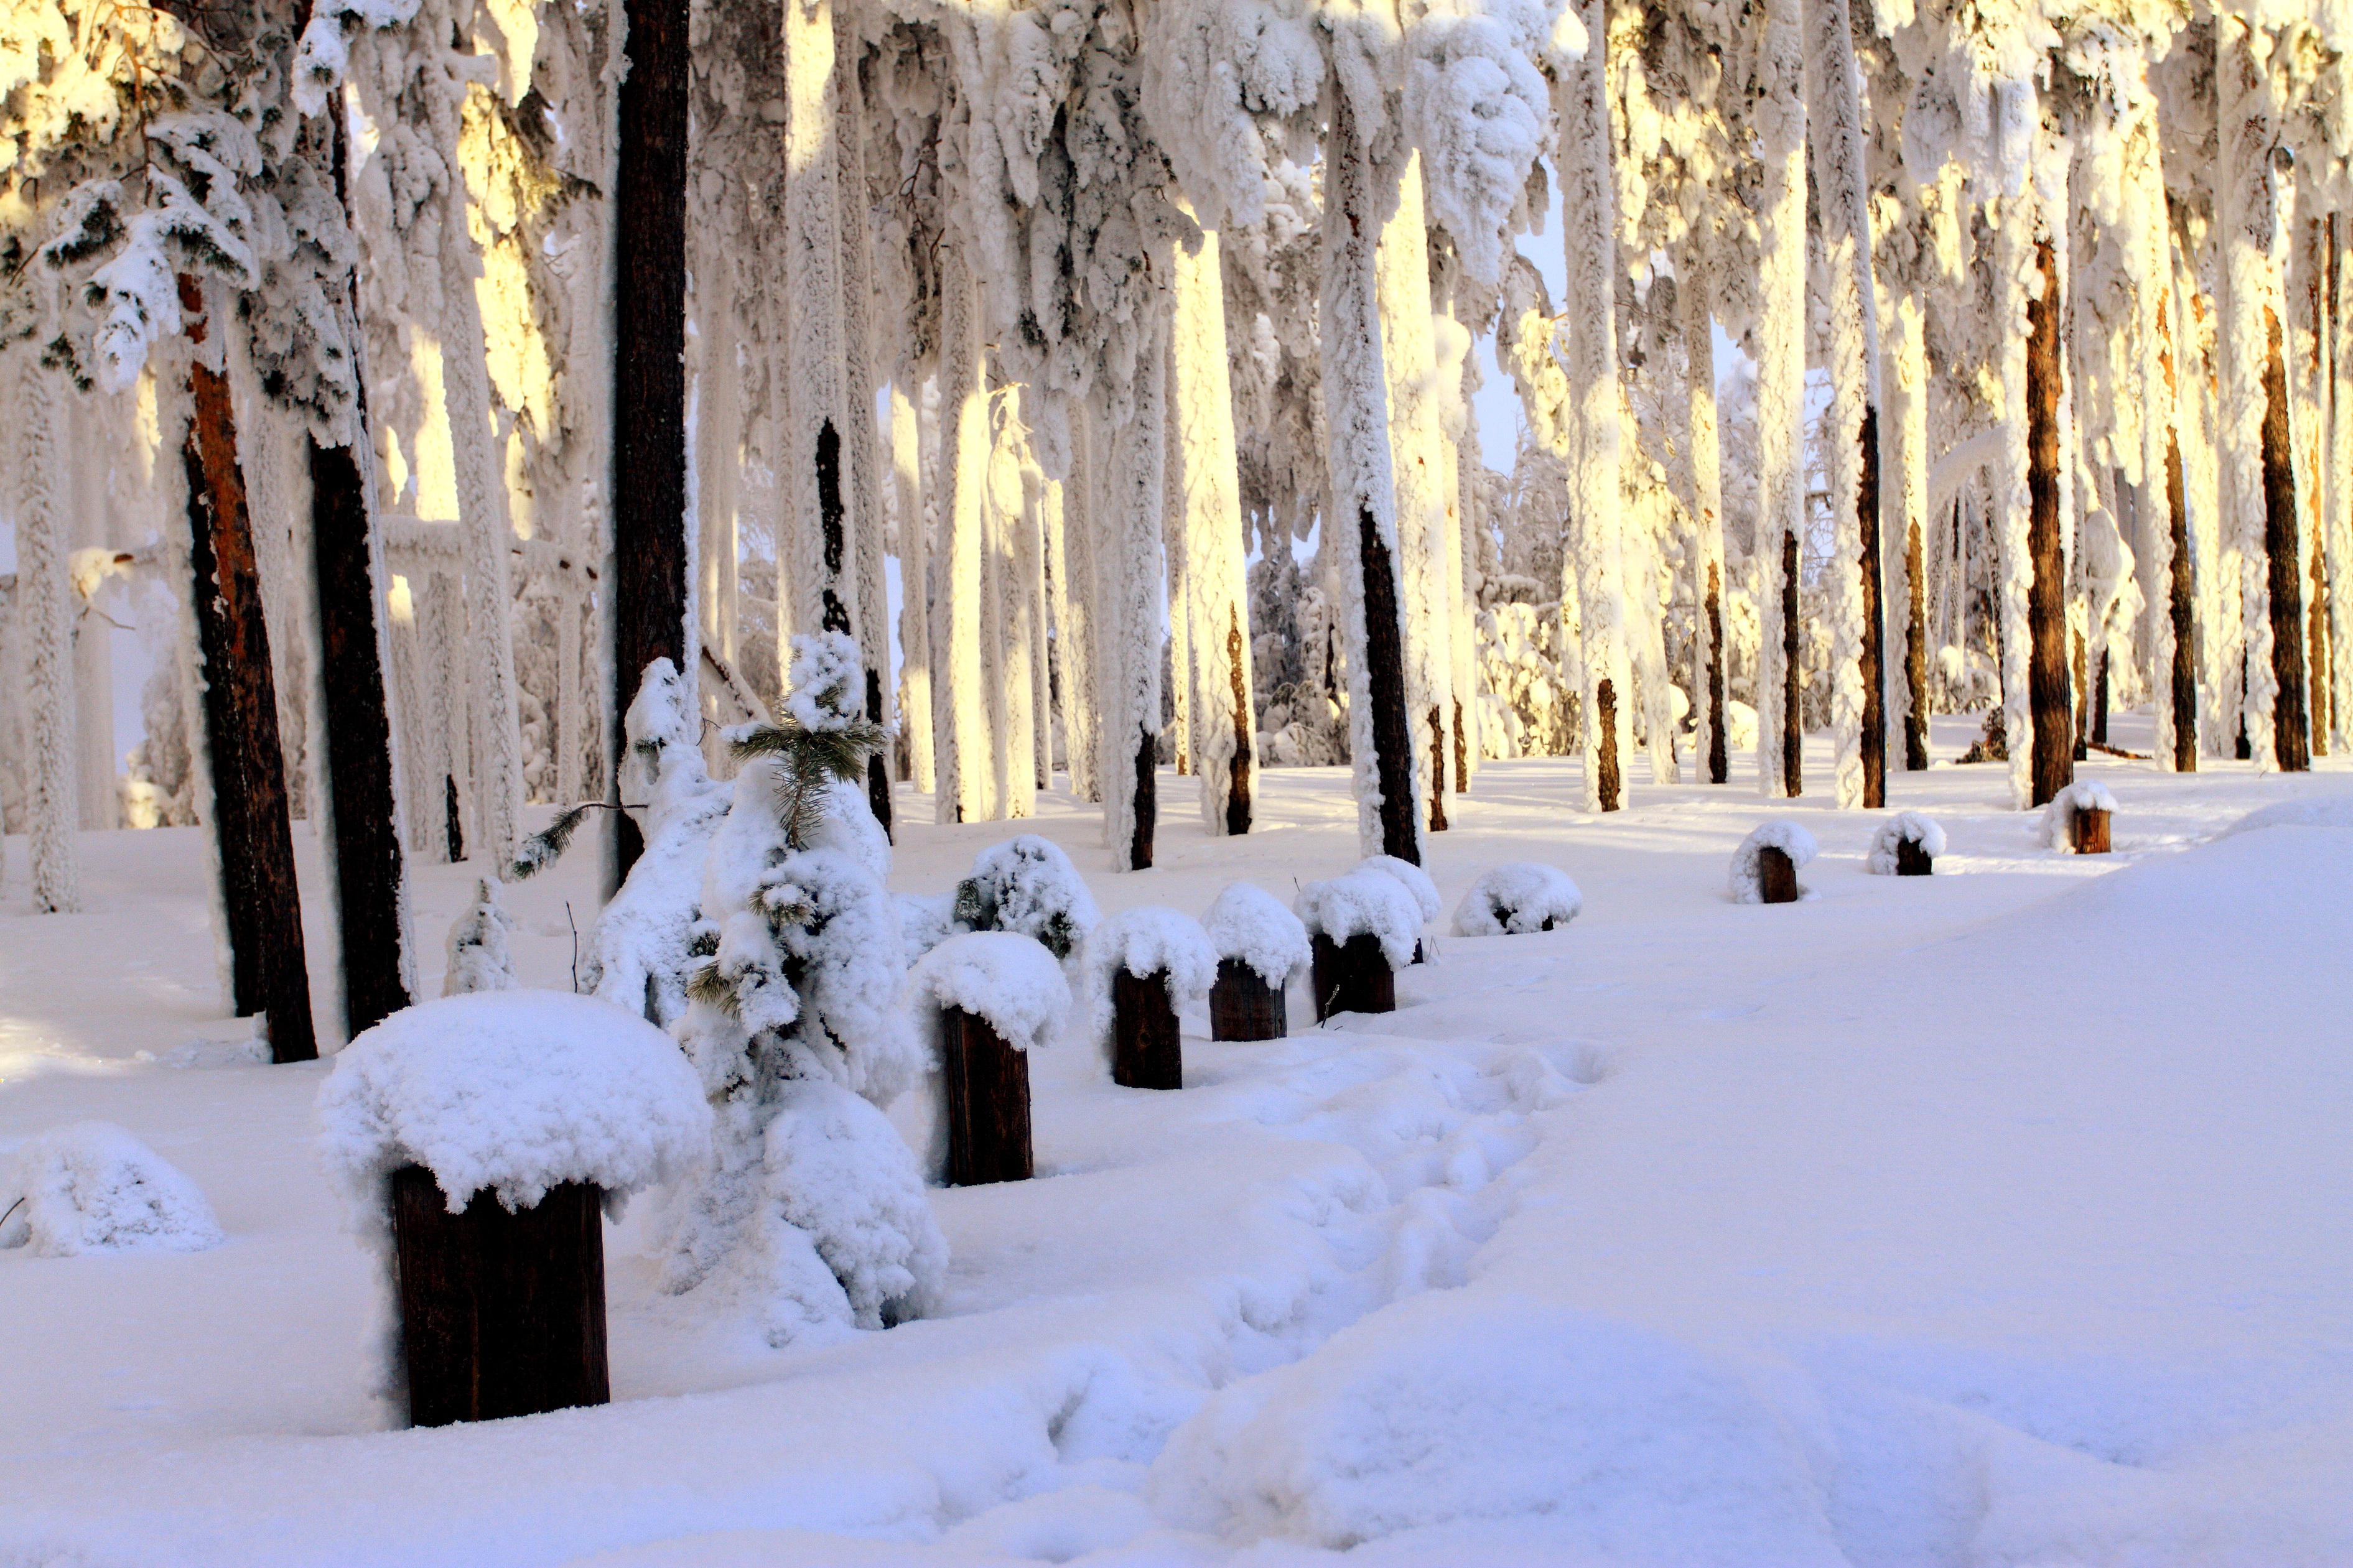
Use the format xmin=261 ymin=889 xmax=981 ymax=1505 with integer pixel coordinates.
xmin=6 ymin=714 xmax=2352 ymax=1567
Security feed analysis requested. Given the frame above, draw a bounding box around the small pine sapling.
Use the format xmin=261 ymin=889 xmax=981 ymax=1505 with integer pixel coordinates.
xmin=442 ymin=877 xmax=520 ymax=996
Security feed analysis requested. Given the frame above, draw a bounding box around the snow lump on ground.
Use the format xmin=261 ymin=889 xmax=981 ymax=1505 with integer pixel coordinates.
xmin=1452 ymin=862 xmax=1583 ymax=934
xmin=0 ymin=1121 xmax=223 ymax=1256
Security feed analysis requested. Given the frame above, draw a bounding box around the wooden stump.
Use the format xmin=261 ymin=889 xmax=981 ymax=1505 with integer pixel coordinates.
xmin=1112 ymin=968 xmax=1183 ymax=1090
xmin=942 ymin=1006 xmax=1033 ymax=1185
xmin=2071 ymin=807 xmax=2112 ymax=855
xmin=391 ymin=1164 xmax=608 ymax=1429
xmin=1894 ymin=838 xmax=1933 ymax=877
xmin=1209 ymin=958 xmax=1285 ymax=1041
xmin=1310 ymin=933 xmax=1395 ymax=1021
xmin=1758 ymin=847 xmax=1800 ymax=904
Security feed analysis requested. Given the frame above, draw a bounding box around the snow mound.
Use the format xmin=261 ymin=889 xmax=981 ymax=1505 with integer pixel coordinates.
xmin=1149 ymin=1293 xmax=1838 ymax=1561
xmin=1729 ymin=822 xmax=1819 ymax=904
xmin=317 ymin=990 xmax=712 ymax=1218
xmin=0 ymin=1122 xmax=223 ymax=1256
xmin=2218 ymin=797 xmax=2353 ymax=838
xmin=1452 ymin=863 xmax=1584 ymax=935
xmin=762 ymin=1079 xmax=947 ymax=1330
xmin=2039 ymin=780 xmax=2120 ymax=851
xmin=902 ymin=932 xmax=1073 ymax=1057
xmin=957 ymin=835 xmax=1102 ymax=960
xmin=1295 ymin=870 xmax=1423 ymax=970
xmin=1202 ymin=882 xmax=1312 ymax=986
xmin=1865 ymin=812 xmax=1947 ymax=874
xmin=1359 ymin=855 xmax=1442 ymax=925
xmin=1077 ymin=906 xmax=1219 ymax=1069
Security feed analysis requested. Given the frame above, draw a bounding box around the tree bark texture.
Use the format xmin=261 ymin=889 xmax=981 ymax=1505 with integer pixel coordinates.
xmin=1780 ymin=532 xmax=1802 ymax=795
xmin=942 ymin=1007 xmax=1033 ymax=1185
xmin=391 ymin=1165 xmax=609 ymax=1429
xmin=611 ymin=0 xmax=692 ymax=883
xmin=1111 ymin=968 xmax=1183 ymax=1090
xmin=1859 ymin=405 xmax=1886 ymax=805
xmin=310 ymin=438 xmax=412 ymax=1037
xmin=179 ymin=276 xmax=316 ymax=1064
xmin=1209 ymin=958 xmax=1285 ymax=1041
xmin=1758 ymin=845 xmax=1799 ymax=904
xmin=2262 ymin=307 xmax=2311 ymax=770
xmin=1310 ymin=932 xmax=1395 ymax=1021
xmin=2027 ymin=239 xmax=2074 ymax=807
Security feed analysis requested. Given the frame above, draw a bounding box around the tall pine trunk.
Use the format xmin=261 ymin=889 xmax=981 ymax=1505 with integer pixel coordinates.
xmin=2157 ymin=293 xmax=2200 ymax=772
xmin=9 ymin=351 xmax=82 ymax=913
xmin=610 ymin=0 xmax=692 ymax=883
xmin=1105 ymin=316 xmax=1170 ymax=870
xmin=1889 ymin=294 xmax=1931 ymax=770
xmin=934 ymin=249 xmax=990 ymax=825
xmin=1681 ymin=255 xmax=1730 ymax=784
xmin=2330 ymin=215 xmax=2353 ymax=753
xmin=1753 ymin=0 xmax=1807 ymax=799
xmin=178 ymin=276 xmax=317 ymax=1064
xmin=834 ymin=27 xmax=893 ymax=833
xmin=1058 ymin=403 xmax=1104 ymax=804
xmin=2261 ymin=305 xmax=2311 ymax=770
xmin=2027 ymin=239 xmax=2074 ymax=807
xmin=892 ymin=384 xmax=935 ymax=791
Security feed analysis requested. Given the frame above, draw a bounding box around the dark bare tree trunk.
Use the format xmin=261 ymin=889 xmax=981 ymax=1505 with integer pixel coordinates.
xmin=310 ymin=440 xmax=411 ymax=1037
xmin=2262 ymin=306 xmax=2311 ymax=771
xmin=1758 ymin=845 xmax=1799 ymax=903
xmin=2162 ymin=299 xmax=2199 ymax=773
xmin=1209 ymin=958 xmax=1284 ymax=1040
xmin=1780 ymin=531 xmax=1802 ymax=795
xmin=1110 ymin=968 xmax=1182 ymax=1089
xmin=611 ymin=0 xmax=693 ymax=886
xmin=942 ymin=1008 xmax=1033 ymax=1185
xmin=1427 ymin=705 xmax=1448 ymax=832
xmin=2026 ymin=239 xmax=2074 ymax=807
xmin=1310 ymin=932 xmax=1394 ymax=1020
xmin=392 ymin=1166 xmax=608 ymax=1428
xmin=1859 ymin=406 xmax=1886 ymax=804
xmin=1359 ymin=509 xmax=1422 ymax=858
xmin=178 ymin=275 xmax=316 ymax=1065
xmin=1904 ymin=513 xmax=1929 ymax=770
xmin=1705 ymin=560 xmax=1728 ymax=782
xmin=1226 ymin=608 xmax=1253 ymax=835
xmin=1127 ymin=724 xmax=1155 ymax=870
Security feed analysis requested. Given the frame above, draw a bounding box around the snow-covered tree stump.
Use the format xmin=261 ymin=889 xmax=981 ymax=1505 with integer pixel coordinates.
xmin=1110 ymin=970 xmax=1182 ymax=1090
xmin=1896 ymin=840 xmax=1933 ymax=877
xmin=2039 ymin=781 xmax=2118 ymax=858
xmin=941 ymin=1006 xmax=1035 ymax=1184
xmin=1202 ymin=884 xmax=1308 ymax=1042
xmin=1080 ymin=907 xmax=1214 ymax=1091
xmin=1867 ymin=813 xmax=1946 ymax=879
xmin=1296 ymin=870 xmax=1420 ymax=1021
xmin=1359 ymin=856 xmax=1440 ymax=965
xmin=1758 ymin=848 xmax=1800 ymax=904
xmin=1731 ymin=823 xmax=1819 ymax=905
xmin=318 ymin=993 xmax=711 ymax=1431
xmin=1209 ymin=961 xmax=1285 ymax=1042
xmin=2071 ymin=809 xmax=2112 ymax=855
xmin=390 ymin=1164 xmax=608 ymax=1427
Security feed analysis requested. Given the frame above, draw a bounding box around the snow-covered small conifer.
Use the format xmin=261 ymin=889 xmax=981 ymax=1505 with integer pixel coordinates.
xmin=953 ymin=835 xmax=1102 ymax=962
xmin=1076 ymin=906 xmax=1218 ymax=1070
xmin=1294 ymin=871 xmax=1425 ymax=972
xmin=1452 ymin=864 xmax=1583 ymax=935
xmin=0 ymin=1123 xmax=223 ymax=1256
xmin=442 ymin=878 xmax=519 ymax=996
xmin=1201 ymin=883 xmax=1312 ymax=989
xmin=1866 ymin=814 xmax=1948 ymax=875
xmin=2038 ymin=781 xmax=2119 ymax=853
xmin=1729 ymin=823 xmax=1819 ymax=904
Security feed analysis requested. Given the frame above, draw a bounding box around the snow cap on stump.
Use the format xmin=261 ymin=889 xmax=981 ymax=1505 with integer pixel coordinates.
xmin=2038 ymin=781 xmax=2118 ymax=853
xmin=1203 ymin=882 xmax=1312 ymax=986
xmin=0 ymin=1121 xmax=223 ymax=1256
xmin=1729 ymin=822 xmax=1819 ymax=904
xmin=902 ymin=930 xmax=1074 ymax=1057
xmin=1453 ymin=863 xmax=1583 ymax=935
xmin=317 ymin=990 xmax=712 ymax=1223
xmin=1295 ymin=870 xmax=1423 ymax=970
xmin=1866 ymin=812 xmax=1947 ymax=874
xmin=1359 ymin=855 xmax=1442 ymax=927
xmin=1077 ymin=906 xmax=1218 ymax=1066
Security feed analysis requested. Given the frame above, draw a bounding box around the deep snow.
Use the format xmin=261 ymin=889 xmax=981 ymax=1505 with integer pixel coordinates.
xmin=4 ymin=713 xmax=2352 ymax=1567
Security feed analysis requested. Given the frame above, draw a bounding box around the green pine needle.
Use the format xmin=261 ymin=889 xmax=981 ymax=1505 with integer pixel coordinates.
xmin=511 ymin=803 xmax=593 ymax=879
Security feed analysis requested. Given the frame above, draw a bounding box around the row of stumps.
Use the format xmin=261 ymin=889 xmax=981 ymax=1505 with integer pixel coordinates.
xmin=944 ymin=939 xmax=1400 ymax=1187
xmin=1753 ymin=805 xmax=2110 ymax=904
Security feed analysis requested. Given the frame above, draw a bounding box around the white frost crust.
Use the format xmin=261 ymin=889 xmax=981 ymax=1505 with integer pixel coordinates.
xmin=0 ymin=1123 xmax=223 ymax=1256
xmin=895 ymin=893 xmax=961 ymax=966
xmin=316 ymin=990 xmax=712 ymax=1220
xmin=1728 ymin=822 xmax=1820 ymax=903
xmin=902 ymin=932 xmax=1074 ymax=1059
xmin=1866 ymin=812 xmax=1948 ymax=874
xmin=1359 ymin=855 xmax=1442 ymax=925
xmin=1201 ymin=882 xmax=1312 ymax=986
xmin=2220 ymin=799 xmax=2353 ymax=838
xmin=2038 ymin=781 xmax=2120 ymax=852
xmin=1077 ymin=906 xmax=1219 ymax=1068
xmin=1295 ymin=870 xmax=1424 ymax=971
xmin=1451 ymin=863 xmax=1583 ymax=935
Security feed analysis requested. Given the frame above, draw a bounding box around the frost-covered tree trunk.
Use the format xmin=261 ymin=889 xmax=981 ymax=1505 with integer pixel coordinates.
xmin=1804 ymin=0 xmax=1883 ymax=808
xmin=1030 ymin=475 xmax=1058 ymax=790
xmin=611 ymin=0 xmax=693 ymax=883
xmin=9 ymin=352 xmax=82 ymax=914
xmin=1376 ymin=154 xmax=1453 ymax=830
xmin=836 ymin=29 xmax=893 ymax=833
xmin=1104 ymin=314 xmax=1170 ymax=870
xmin=1169 ymin=215 xmax=1256 ymax=835
xmin=782 ymin=0 xmax=855 ymax=652
xmin=1680 ymin=256 xmax=1728 ymax=784
xmin=2176 ymin=258 xmax=2234 ymax=757
xmin=436 ymin=192 xmax=525 ymax=866
xmin=2152 ymin=281 xmax=2199 ymax=774
xmin=934 ymin=253 xmax=990 ymax=825
xmin=1162 ymin=400 xmax=1192 ymax=779
xmin=1057 ymin=402 xmax=1103 ymax=804
xmin=176 ymin=277 xmax=317 ymax=1063
xmin=2331 ymin=216 xmax=2353 ymax=754
xmin=997 ymin=431 xmax=1038 ymax=820
xmin=892 ymin=384 xmax=935 ymax=791
xmin=1556 ymin=1 xmax=1633 ymax=813
xmin=2290 ymin=216 xmax=2328 ymax=758
xmin=1320 ymin=85 xmax=1423 ymax=860
xmin=1751 ymin=0 xmax=1807 ymax=799
xmin=2214 ymin=21 xmax=2302 ymax=772
xmin=1887 ymin=292 xmax=1931 ymax=772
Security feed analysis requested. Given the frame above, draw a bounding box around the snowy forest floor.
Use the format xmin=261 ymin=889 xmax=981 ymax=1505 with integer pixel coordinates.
xmin=5 ymin=712 xmax=2353 ymax=1567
